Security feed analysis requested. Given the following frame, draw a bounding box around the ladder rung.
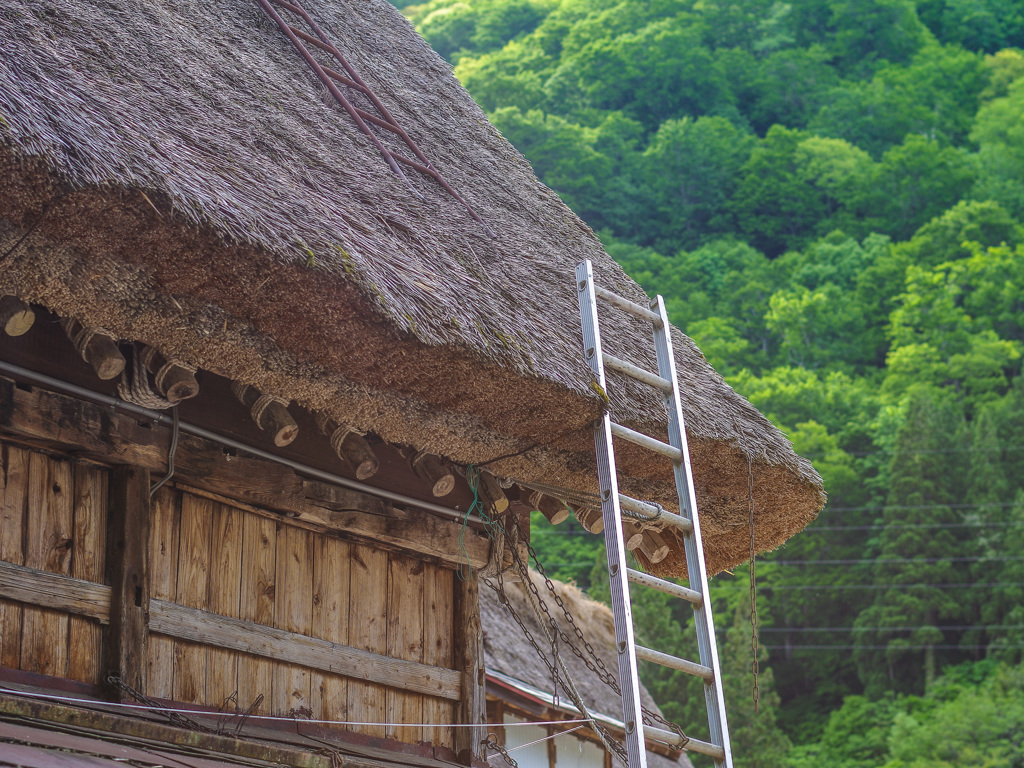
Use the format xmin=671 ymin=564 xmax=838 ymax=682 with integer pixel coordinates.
xmin=602 ymin=353 xmax=673 ymax=393
xmin=617 ymin=494 xmax=694 ymax=535
xmin=611 ymin=422 xmax=683 ymax=462
xmin=643 ymin=726 xmax=725 ymax=760
xmin=635 ymin=645 xmax=714 ymax=681
xmin=593 ymin=285 xmax=663 ymax=327
xmin=627 ymin=568 xmax=702 ymax=606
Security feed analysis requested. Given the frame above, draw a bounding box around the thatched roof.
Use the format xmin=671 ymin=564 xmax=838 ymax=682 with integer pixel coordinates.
xmin=0 ymin=0 xmax=823 ymax=576
xmin=481 ymin=572 xmax=693 ymax=768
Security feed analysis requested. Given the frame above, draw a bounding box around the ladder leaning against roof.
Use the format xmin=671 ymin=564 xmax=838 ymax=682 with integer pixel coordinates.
xmin=575 ymin=260 xmax=734 ymax=768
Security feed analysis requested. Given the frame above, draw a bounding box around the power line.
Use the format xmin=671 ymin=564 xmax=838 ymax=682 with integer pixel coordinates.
xmin=765 ymin=581 xmax=1019 ymax=593
xmin=761 ymin=624 xmax=1024 ymax=633
xmin=773 ymin=555 xmax=1024 ymax=565
xmin=763 ymin=644 xmax=1024 ymax=651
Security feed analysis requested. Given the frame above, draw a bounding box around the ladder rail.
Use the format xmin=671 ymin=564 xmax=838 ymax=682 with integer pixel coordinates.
xmin=650 ymin=293 xmax=733 ymax=768
xmin=576 ymin=261 xmax=649 ymax=768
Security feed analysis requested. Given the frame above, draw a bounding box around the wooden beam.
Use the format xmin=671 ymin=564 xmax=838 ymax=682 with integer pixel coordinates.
xmin=148 ymin=599 xmax=462 ymax=701
xmin=104 ymin=466 xmax=151 ymax=696
xmin=453 ymin=577 xmax=486 ymax=764
xmin=0 ymin=560 xmax=110 ymax=623
xmin=0 ymin=379 xmax=490 ymax=568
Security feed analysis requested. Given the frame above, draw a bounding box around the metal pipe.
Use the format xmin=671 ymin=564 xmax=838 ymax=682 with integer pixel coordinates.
xmin=0 ymin=360 xmax=481 ymax=526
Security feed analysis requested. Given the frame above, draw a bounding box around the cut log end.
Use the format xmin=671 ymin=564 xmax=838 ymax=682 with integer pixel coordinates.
xmin=638 ymin=529 xmax=670 ymax=563
xmin=477 ymin=471 xmax=509 ymax=514
xmin=575 ymin=507 xmax=604 ymax=534
xmin=528 ymin=491 xmax=570 ymax=526
xmin=0 ymin=296 xmax=35 ymax=336
xmin=622 ymin=521 xmax=645 ymax=551
xmin=412 ymin=452 xmax=455 ymax=498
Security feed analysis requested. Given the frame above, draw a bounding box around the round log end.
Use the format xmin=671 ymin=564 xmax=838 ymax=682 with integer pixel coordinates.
xmin=273 ymin=424 xmax=300 ymax=447
xmin=432 ymin=474 xmax=456 ymax=497
xmin=94 ymin=355 xmax=126 ymax=380
xmin=355 ymin=457 xmax=380 ymax=480
xmin=492 ymin=496 xmax=510 ymax=514
xmin=549 ymin=507 xmax=570 ymax=525
xmin=165 ymin=377 xmax=200 ymax=403
xmin=3 ymin=308 xmax=34 ymax=336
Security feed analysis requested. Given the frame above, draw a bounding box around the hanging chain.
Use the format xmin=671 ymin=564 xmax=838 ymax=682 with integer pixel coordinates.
xmin=485 ymin=510 xmax=688 ymax=757
xmin=748 ymin=459 xmax=760 ymax=715
xmin=484 ymin=733 xmax=520 ymax=768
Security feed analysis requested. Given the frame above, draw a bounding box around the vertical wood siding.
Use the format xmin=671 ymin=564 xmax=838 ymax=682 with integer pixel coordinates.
xmin=0 ymin=445 xmax=107 ymax=685
xmin=144 ymin=487 xmax=458 ymax=749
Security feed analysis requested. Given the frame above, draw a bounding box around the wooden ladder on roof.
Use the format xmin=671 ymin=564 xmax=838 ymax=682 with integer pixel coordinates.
xmin=253 ymin=0 xmax=493 ymax=236
xmin=575 ymin=259 xmax=733 ymax=768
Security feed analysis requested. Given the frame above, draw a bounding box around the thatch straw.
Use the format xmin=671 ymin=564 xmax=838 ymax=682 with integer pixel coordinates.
xmin=481 ymin=572 xmax=693 ymax=768
xmin=0 ymin=0 xmax=824 ymax=577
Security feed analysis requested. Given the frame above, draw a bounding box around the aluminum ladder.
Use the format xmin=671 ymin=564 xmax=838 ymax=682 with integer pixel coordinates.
xmin=575 ymin=260 xmax=733 ymax=768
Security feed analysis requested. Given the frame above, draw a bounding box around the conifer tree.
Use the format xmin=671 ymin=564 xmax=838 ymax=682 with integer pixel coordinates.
xmin=853 ymin=386 xmax=970 ymax=696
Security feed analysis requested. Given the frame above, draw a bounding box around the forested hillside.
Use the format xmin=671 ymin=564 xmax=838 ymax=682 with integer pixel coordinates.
xmin=395 ymin=0 xmax=1024 ymax=764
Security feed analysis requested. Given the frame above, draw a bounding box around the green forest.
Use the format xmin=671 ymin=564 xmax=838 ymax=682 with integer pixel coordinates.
xmin=395 ymin=0 xmax=1024 ymax=764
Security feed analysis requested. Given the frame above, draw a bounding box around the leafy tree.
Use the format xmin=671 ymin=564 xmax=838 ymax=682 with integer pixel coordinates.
xmin=971 ymin=77 xmax=1024 ymax=217
xmin=641 ymin=116 xmax=756 ymax=251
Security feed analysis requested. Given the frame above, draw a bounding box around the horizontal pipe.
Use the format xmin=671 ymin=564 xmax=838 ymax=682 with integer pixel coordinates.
xmin=0 ymin=361 xmax=480 ymax=527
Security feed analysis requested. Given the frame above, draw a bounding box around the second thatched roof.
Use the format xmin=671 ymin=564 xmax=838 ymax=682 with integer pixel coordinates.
xmin=0 ymin=0 xmax=823 ymax=576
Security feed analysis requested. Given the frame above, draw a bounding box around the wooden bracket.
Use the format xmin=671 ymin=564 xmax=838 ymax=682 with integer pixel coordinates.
xmin=476 ymin=470 xmax=508 ymax=513
xmin=139 ymin=345 xmax=199 ymax=403
xmin=0 ymin=296 xmax=35 ymax=337
xmin=574 ymin=506 xmax=604 ymax=534
xmin=411 ymin=451 xmax=455 ymax=498
xmin=638 ymin=528 xmax=670 ymax=563
xmin=62 ymin=319 xmax=125 ymax=380
xmin=527 ymin=491 xmax=569 ymax=525
xmin=231 ymin=382 xmax=299 ymax=447
xmin=103 ymin=466 xmax=151 ymax=697
xmin=315 ymin=413 xmax=379 ymax=479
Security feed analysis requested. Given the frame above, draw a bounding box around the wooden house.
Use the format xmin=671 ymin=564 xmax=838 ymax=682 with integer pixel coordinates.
xmin=481 ymin=572 xmax=695 ymax=768
xmin=0 ymin=0 xmax=824 ymax=765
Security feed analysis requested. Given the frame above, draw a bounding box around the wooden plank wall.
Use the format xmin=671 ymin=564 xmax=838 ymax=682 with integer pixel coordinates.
xmin=146 ymin=487 xmax=458 ymax=748
xmin=0 ymin=441 xmax=461 ymax=750
xmin=0 ymin=445 xmax=107 ymax=684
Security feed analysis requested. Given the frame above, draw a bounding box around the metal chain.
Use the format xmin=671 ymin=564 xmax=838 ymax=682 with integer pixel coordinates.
xmin=484 ymin=732 xmax=519 ymax=768
xmin=748 ymin=459 xmax=760 ymax=715
xmin=494 ymin=515 xmax=688 ymax=750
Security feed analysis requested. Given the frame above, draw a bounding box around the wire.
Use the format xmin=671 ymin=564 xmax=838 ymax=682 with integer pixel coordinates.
xmin=489 ymin=725 xmax=586 ymax=760
xmin=764 ymin=644 xmax=1024 ymax=651
xmin=761 ymin=624 xmax=1024 ymax=633
xmin=773 ymin=555 xmax=1024 ymax=565
xmin=768 ymin=582 xmax=1022 ymax=590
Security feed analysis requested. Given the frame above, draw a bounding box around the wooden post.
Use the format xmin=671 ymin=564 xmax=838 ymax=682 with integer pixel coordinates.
xmin=104 ymin=466 xmax=151 ymax=697
xmin=231 ymin=382 xmax=299 ymax=447
xmin=411 ymin=451 xmax=455 ymax=498
xmin=527 ymin=491 xmax=569 ymax=525
xmin=476 ymin=471 xmax=509 ymax=513
xmin=574 ymin=506 xmax=604 ymax=534
xmin=453 ymin=576 xmax=485 ymax=765
xmin=0 ymin=296 xmax=34 ymax=336
xmin=62 ymin=319 xmax=125 ymax=380
xmin=315 ymin=413 xmax=379 ymax=479
xmin=139 ymin=345 xmax=199 ymax=403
